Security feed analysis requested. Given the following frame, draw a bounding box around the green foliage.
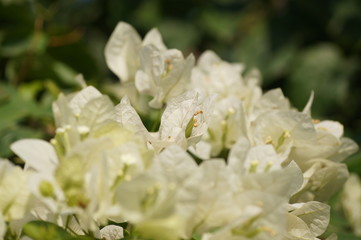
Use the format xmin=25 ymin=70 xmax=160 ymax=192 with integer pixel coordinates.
xmin=323 ymin=191 xmax=361 ymax=240
xmin=0 ymin=82 xmax=52 ymax=157
xmin=22 ymin=220 xmax=96 ymax=240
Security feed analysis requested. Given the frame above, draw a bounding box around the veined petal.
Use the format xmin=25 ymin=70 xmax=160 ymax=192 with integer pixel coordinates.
xmin=286 ymin=213 xmax=315 ymax=240
xmin=314 ymin=120 xmax=343 ymax=139
xmin=143 ymin=28 xmax=167 ymax=51
xmin=105 ymin=22 xmax=142 ymax=81
xmin=69 ymin=86 xmax=102 ymax=116
xmin=113 ymin=96 xmax=149 ymax=137
xmin=11 ymin=139 xmax=58 ymax=173
xmin=100 ymin=225 xmax=124 ymax=240
xmin=291 ymin=201 xmax=330 ymax=236
xmin=330 ymin=137 xmax=359 ymax=162
xmin=241 ymin=161 xmax=303 ymax=198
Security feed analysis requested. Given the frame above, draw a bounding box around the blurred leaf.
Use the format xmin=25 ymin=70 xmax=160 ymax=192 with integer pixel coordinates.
xmin=18 ymin=81 xmax=45 ymax=100
xmin=0 ymin=83 xmax=52 ymax=157
xmin=287 ymin=44 xmax=355 ymax=115
xmin=329 ymin=0 xmax=361 ymax=49
xmin=346 ymin=151 xmax=361 ymax=175
xmin=199 ymin=9 xmax=239 ymax=43
xmin=22 ymin=220 xmax=96 ymax=240
xmin=0 ymin=2 xmax=35 ymax=28
xmin=323 ymin=190 xmax=361 ymax=240
xmin=47 ymin=42 xmax=100 ymax=81
xmin=0 ymin=30 xmax=33 ymax=57
xmin=337 ymin=232 xmax=361 ymax=240
xmin=0 ymin=126 xmax=43 ymax=157
xmin=0 ymin=87 xmax=46 ymax=129
xmin=132 ymin=0 xmax=161 ymax=30
xmin=234 ymin=21 xmax=270 ymax=73
xmin=5 ymin=53 xmax=80 ymax=86
xmin=0 ymin=27 xmax=48 ymax=57
xmin=158 ymin=21 xmax=200 ymax=51
xmin=192 ymin=233 xmax=201 ymax=240
xmin=45 ymin=0 xmax=101 ymax=28
xmin=52 ymin=60 xmax=77 ymax=84
xmin=0 ymin=1 xmax=35 ymax=56
xmin=266 ymin=42 xmax=298 ymax=81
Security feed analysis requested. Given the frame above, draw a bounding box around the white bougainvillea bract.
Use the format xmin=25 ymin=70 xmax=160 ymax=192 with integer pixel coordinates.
xmin=0 ymin=22 xmax=359 ymax=240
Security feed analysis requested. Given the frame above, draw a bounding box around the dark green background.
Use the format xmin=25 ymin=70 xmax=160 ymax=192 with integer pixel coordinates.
xmin=0 ymin=0 xmax=360 ymax=238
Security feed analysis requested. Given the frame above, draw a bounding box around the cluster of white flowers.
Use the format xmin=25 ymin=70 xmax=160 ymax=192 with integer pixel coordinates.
xmin=0 ymin=22 xmax=358 ymax=240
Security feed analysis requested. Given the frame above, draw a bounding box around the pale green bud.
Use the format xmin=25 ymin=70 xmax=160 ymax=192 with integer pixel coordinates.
xmin=39 ymin=180 xmax=55 ymax=198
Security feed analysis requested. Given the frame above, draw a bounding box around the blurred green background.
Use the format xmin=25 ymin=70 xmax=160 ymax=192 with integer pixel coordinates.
xmin=0 ymin=0 xmax=360 ymax=238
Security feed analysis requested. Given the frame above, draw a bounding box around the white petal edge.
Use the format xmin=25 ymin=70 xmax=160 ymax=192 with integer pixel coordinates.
xmin=100 ymin=225 xmax=124 ymax=240
xmin=11 ymin=139 xmax=58 ymax=173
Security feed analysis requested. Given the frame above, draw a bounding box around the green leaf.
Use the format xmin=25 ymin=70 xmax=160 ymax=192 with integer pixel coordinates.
xmin=234 ymin=21 xmax=270 ymax=75
xmin=158 ymin=21 xmax=199 ymax=51
xmin=199 ymin=9 xmax=239 ymax=43
xmin=336 ymin=232 xmax=361 ymax=240
xmin=192 ymin=233 xmax=202 ymax=240
xmin=346 ymin=151 xmax=361 ymax=175
xmin=0 ymin=84 xmax=49 ymax=129
xmin=22 ymin=220 xmax=96 ymax=240
xmin=287 ymin=44 xmax=356 ymax=116
xmin=0 ymin=126 xmax=43 ymax=158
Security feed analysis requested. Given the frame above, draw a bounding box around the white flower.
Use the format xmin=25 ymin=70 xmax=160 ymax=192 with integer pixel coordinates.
xmin=201 ymin=205 xmax=262 ymax=240
xmin=105 ymin=22 xmax=142 ymax=82
xmin=228 ymin=137 xmax=284 ymax=174
xmin=142 ymin=28 xmax=167 ymax=51
xmin=53 ymin=86 xmax=102 ymax=127
xmin=190 ymin=50 xmax=262 ymax=112
xmin=206 ymin=97 xmax=248 ymax=156
xmin=238 ymin=161 xmax=303 ymax=199
xmin=329 ymin=137 xmax=359 ymax=162
xmin=314 ymin=120 xmax=343 ymax=139
xmin=250 ymin=88 xmax=290 ymax=122
xmin=191 ymin=50 xmax=245 ymax=98
xmin=106 ymin=22 xmax=182 ymax=110
xmin=113 ymin=92 xmax=215 ymax=153
xmin=286 ymin=201 xmax=330 ymax=239
xmin=100 ymin=225 xmax=124 ymax=240
xmin=113 ymin=96 xmax=149 ymax=138
xmin=293 ymin=158 xmax=349 ymax=202
xmin=291 ymin=202 xmax=330 ymax=237
xmin=149 ymin=90 xmax=215 ymax=152
xmin=311 ymin=120 xmax=358 ymax=162
xmin=51 ymin=86 xmax=115 ymax=157
xmin=105 ymin=22 xmax=168 ymax=83
xmin=0 ymin=161 xmax=30 ymax=221
xmin=3 ymin=21 xmax=359 ymax=240
xmin=114 ymin=173 xmax=183 ymax=240
xmin=111 ymin=147 xmax=197 ymax=240
xmin=228 ymin=140 xmax=303 ymax=198
xmin=11 ymin=114 xmax=151 ymax=233
xmin=202 ymin=191 xmax=288 ymax=240
xmin=293 ymin=96 xmax=358 ymax=163
xmin=252 ymin=110 xmax=316 ymax=159
xmin=11 ymin=139 xmax=58 ymax=174
xmin=135 ymin=45 xmax=195 ymax=108
xmin=150 ymin=145 xmax=201 ymax=238
xmin=185 ymin=160 xmax=240 ymax=236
